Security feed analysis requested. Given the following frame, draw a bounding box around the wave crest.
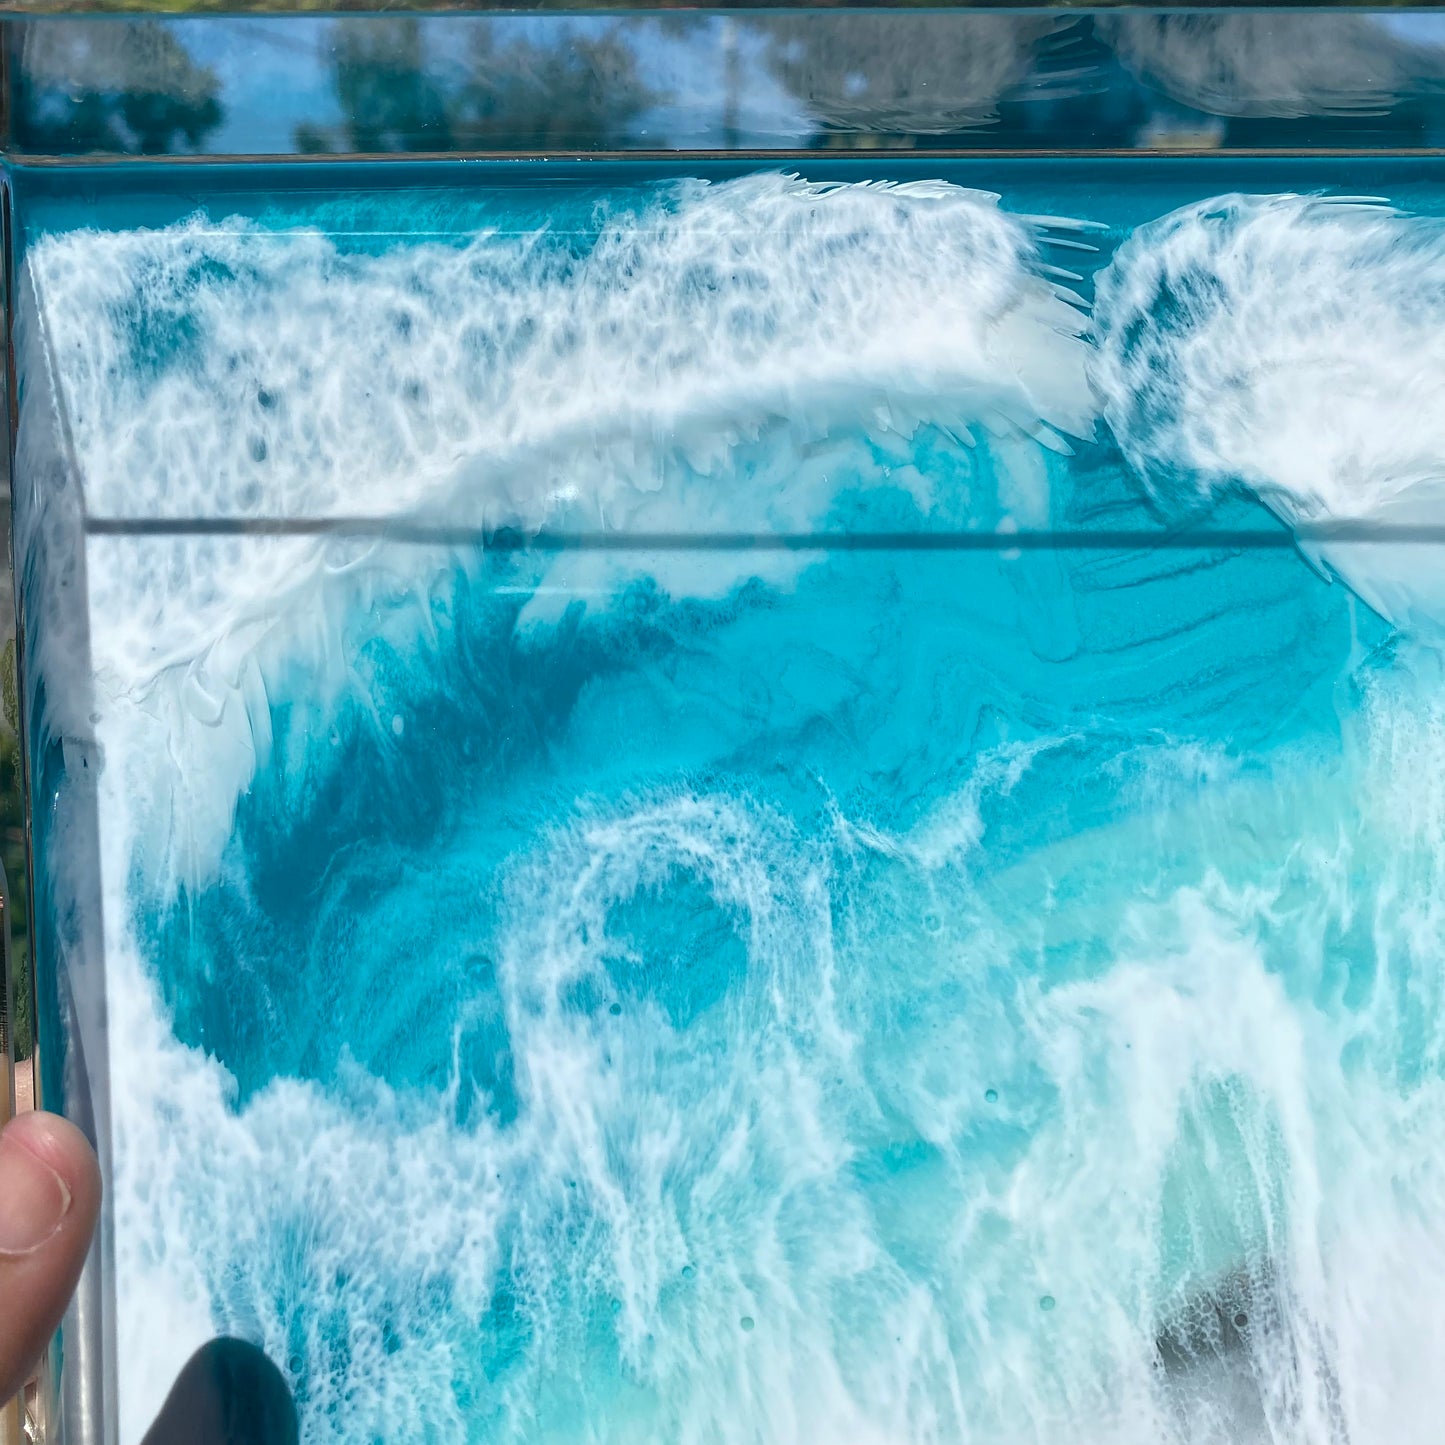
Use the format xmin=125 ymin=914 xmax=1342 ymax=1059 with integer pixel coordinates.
xmin=1091 ymin=193 xmax=1445 ymax=627
xmin=24 ymin=173 xmax=1095 ymax=884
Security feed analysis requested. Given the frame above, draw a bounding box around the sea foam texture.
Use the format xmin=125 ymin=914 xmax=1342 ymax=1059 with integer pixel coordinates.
xmin=1091 ymin=193 xmax=1445 ymax=630
xmin=28 ymin=175 xmax=1445 ymax=1445
xmin=100 ymin=694 xmax=1445 ymax=1445
xmin=18 ymin=174 xmax=1100 ymax=1442
xmin=26 ymin=173 xmax=1094 ymax=889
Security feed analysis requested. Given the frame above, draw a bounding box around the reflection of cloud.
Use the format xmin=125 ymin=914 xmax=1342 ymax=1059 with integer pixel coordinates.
xmin=751 ymin=14 xmax=1078 ymax=135
xmin=1373 ymin=15 xmax=1445 ymax=51
xmin=1099 ymin=14 xmax=1444 ymax=119
xmin=630 ymin=18 xmax=812 ymax=147
xmin=179 ymin=19 xmax=340 ymax=155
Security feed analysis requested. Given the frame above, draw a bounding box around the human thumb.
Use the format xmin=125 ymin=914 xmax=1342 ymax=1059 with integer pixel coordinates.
xmin=0 ymin=1112 xmax=101 ymax=1403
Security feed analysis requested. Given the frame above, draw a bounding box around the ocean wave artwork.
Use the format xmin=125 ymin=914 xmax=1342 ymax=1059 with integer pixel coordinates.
xmin=16 ymin=166 xmax=1445 ymax=1445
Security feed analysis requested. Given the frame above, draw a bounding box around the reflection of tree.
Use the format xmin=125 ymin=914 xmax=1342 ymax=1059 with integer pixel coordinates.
xmin=13 ymin=19 xmax=222 ymax=154
xmin=300 ymin=17 xmax=654 ymax=153
xmin=1098 ymin=14 xmax=1442 ymax=119
xmin=329 ymin=17 xmax=449 ymax=153
xmin=454 ymin=25 xmax=654 ymax=148
xmin=749 ymin=13 xmax=1078 ymax=136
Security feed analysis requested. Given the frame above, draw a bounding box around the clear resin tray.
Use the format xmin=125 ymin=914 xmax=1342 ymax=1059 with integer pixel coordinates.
xmin=5 ymin=9 xmax=1445 ymax=1445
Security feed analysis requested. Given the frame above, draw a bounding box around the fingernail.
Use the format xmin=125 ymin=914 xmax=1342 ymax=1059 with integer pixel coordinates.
xmin=0 ymin=1126 xmax=72 ymax=1255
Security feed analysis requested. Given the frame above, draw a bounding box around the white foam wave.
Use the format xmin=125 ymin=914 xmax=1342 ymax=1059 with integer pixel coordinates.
xmin=109 ymin=668 xmax=1445 ymax=1445
xmin=24 ymin=172 xmax=1094 ymax=884
xmin=39 ymin=180 xmax=1092 ymax=508
xmin=110 ymin=790 xmax=859 ymax=1444
xmin=43 ymin=173 xmax=1445 ymax=1445
xmin=1091 ymin=193 xmax=1445 ymax=629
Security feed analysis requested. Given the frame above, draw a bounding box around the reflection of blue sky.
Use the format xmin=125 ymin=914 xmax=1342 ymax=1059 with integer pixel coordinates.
xmin=624 ymin=18 xmax=813 ymax=146
xmin=164 ymin=14 xmax=810 ymax=154
xmin=1374 ymin=14 xmax=1445 ymax=48
xmin=82 ymin=11 xmax=1445 ymax=157
xmin=175 ymin=17 xmax=340 ymax=153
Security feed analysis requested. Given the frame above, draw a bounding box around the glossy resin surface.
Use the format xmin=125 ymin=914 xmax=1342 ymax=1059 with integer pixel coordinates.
xmin=9 ymin=13 xmax=1445 ymax=1445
